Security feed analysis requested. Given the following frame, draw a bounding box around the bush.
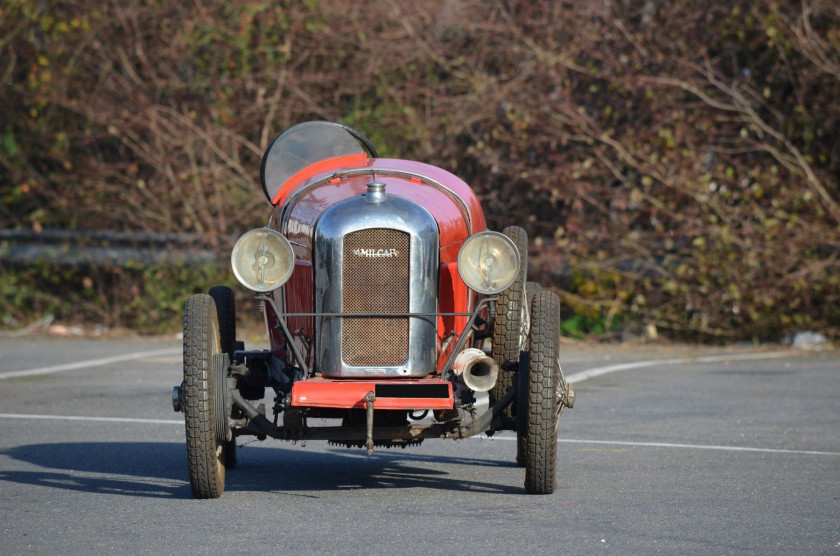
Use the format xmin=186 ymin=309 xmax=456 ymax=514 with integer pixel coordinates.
xmin=1 ymin=0 xmax=837 ymax=340
xmin=0 ymin=259 xmax=241 ymax=334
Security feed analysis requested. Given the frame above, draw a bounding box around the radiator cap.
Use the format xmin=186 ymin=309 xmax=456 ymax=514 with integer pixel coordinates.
xmin=365 ymin=181 xmax=387 ymax=204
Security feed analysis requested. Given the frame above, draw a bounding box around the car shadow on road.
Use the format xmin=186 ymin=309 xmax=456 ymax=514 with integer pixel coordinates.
xmin=0 ymin=442 xmax=188 ymax=498
xmin=232 ymin=445 xmax=522 ymax=495
xmin=0 ymin=441 xmax=523 ymax=498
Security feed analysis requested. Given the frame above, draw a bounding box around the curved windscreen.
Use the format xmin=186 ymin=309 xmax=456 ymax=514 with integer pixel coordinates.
xmin=260 ymin=121 xmax=372 ymax=204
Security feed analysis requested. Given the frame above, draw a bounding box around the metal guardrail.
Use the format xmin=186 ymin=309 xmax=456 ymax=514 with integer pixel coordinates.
xmin=0 ymin=228 xmax=223 ymax=268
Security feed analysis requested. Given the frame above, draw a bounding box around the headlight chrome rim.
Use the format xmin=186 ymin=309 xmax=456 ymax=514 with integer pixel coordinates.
xmin=230 ymin=228 xmax=294 ymax=293
xmin=457 ymin=231 xmax=520 ymax=295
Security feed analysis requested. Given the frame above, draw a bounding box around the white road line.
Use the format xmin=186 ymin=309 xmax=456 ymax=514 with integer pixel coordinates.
xmin=565 ymin=351 xmax=793 ymax=384
xmin=1 ymin=413 xmax=836 ymax=457
xmin=559 ymin=438 xmax=840 ymax=456
xmin=0 ymin=347 xmax=181 ymax=380
xmin=480 ymin=435 xmax=840 ymax=456
xmin=473 ymin=436 xmax=840 ymax=456
xmin=0 ymin=413 xmax=183 ymax=425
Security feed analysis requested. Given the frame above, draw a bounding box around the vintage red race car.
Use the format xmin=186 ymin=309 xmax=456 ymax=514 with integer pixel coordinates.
xmin=172 ymin=121 xmax=574 ymax=498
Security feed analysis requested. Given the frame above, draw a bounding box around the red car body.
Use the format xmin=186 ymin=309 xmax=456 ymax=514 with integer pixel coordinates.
xmin=268 ymin=157 xmax=486 ymax=408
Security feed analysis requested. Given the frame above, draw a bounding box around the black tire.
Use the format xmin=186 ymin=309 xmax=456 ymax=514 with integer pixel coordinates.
xmin=208 ymin=286 xmax=237 ymax=359
xmin=208 ymin=286 xmax=238 ymax=469
xmin=489 ymin=226 xmax=528 ymax=427
xmin=522 ymin=290 xmax=560 ymax=495
xmin=183 ymin=294 xmax=227 ymax=499
xmin=516 ymin=281 xmax=543 ymax=467
xmin=526 ymin=281 xmax=543 ymax=298
xmin=523 ymin=282 xmax=542 ymax=349
xmin=223 ymin=440 xmax=237 ymax=468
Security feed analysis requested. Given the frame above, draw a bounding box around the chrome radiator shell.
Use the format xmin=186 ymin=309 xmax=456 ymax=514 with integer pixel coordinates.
xmin=313 ymin=189 xmax=439 ymax=377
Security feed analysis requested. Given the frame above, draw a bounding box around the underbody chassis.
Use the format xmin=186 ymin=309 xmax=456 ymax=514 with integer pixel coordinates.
xmin=180 ymin=295 xmax=531 ymax=453
xmin=229 ymin=375 xmax=517 ymax=450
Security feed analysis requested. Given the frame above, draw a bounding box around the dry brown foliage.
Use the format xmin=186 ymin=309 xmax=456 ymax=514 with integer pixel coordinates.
xmin=1 ymin=0 xmax=838 ymax=339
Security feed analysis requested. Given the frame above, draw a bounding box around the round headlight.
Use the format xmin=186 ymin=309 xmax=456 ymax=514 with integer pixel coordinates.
xmin=457 ymin=231 xmax=520 ymax=295
xmin=231 ymin=228 xmax=294 ymax=292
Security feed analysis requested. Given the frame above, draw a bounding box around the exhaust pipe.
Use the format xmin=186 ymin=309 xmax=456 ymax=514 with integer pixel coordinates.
xmin=452 ymin=348 xmax=499 ymax=392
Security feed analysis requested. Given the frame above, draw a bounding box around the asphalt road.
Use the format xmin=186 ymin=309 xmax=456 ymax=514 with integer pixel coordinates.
xmin=1 ymin=338 xmax=838 ymax=554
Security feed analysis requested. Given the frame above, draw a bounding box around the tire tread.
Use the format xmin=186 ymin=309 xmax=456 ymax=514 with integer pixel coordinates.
xmin=524 ymin=290 xmax=560 ymax=495
xmin=183 ymin=294 xmax=225 ymax=499
xmin=516 ymin=281 xmax=543 ymax=467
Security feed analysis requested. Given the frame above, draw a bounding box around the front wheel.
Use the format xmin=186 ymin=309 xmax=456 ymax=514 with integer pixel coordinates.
xmin=516 ymin=281 xmax=543 ymax=467
xmin=521 ymin=290 xmax=561 ymax=495
xmin=489 ymin=226 xmax=528 ymax=429
xmin=208 ymin=286 xmax=238 ymax=469
xmin=208 ymin=286 xmax=237 ymax=359
xmin=183 ymin=294 xmax=229 ymax=499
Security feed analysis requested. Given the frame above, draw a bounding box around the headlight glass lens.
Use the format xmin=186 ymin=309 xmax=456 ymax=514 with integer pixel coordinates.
xmin=231 ymin=228 xmax=294 ymax=292
xmin=457 ymin=231 xmax=520 ymax=294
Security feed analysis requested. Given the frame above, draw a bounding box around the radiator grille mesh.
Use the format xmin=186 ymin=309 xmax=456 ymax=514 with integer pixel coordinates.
xmin=342 ymin=229 xmax=410 ymax=366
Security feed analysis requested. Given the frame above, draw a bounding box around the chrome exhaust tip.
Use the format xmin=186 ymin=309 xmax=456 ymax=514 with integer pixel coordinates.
xmin=452 ymin=348 xmax=499 ymax=392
